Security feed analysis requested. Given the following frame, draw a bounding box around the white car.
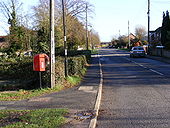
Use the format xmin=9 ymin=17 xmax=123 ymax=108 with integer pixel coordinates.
xmin=130 ymin=46 xmax=146 ymax=58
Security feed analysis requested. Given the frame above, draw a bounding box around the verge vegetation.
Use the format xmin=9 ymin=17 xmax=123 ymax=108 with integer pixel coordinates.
xmin=0 ymin=109 xmax=68 ymax=128
xmin=0 ymin=50 xmax=91 ymax=101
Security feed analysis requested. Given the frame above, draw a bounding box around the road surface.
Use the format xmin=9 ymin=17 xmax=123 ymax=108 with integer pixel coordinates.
xmin=97 ymin=48 xmax=170 ymax=128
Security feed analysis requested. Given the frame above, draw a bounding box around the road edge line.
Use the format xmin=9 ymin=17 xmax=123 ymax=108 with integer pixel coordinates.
xmin=89 ymin=53 xmax=103 ymax=128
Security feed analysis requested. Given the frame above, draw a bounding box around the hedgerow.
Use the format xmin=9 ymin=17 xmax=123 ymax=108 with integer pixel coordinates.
xmin=0 ymin=51 xmax=90 ymax=91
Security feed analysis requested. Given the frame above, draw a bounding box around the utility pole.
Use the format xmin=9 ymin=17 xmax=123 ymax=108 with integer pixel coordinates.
xmin=50 ymin=0 xmax=55 ymax=88
xmin=86 ymin=3 xmax=89 ymax=50
xmin=62 ymin=0 xmax=68 ymax=77
xmin=148 ymin=0 xmax=150 ymax=49
xmin=128 ymin=20 xmax=130 ymax=49
xmin=90 ymin=29 xmax=93 ymax=49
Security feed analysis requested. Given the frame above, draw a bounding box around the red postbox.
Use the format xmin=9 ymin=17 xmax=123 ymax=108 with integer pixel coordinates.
xmin=33 ymin=54 xmax=49 ymax=71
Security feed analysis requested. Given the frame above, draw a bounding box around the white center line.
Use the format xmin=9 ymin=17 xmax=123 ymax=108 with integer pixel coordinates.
xmin=149 ymin=69 xmax=164 ymax=76
xmin=124 ymin=57 xmax=164 ymax=76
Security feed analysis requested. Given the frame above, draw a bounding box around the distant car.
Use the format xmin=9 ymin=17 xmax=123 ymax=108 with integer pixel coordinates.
xmin=130 ymin=46 xmax=146 ymax=58
xmin=24 ymin=51 xmax=33 ymax=56
xmin=108 ymin=45 xmax=116 ymax=48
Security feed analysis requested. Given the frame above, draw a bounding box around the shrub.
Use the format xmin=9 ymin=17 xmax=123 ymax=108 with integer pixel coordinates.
xmin=0 ymin=52 xmax=90 ymax=91
xmin=0 ymin=57 xmax=39 ymax=90
xmin=68 ymin=55 xmax=87 ymax=76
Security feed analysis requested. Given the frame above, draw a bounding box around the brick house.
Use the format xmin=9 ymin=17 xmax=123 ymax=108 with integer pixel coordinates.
xmin=150 ymin=27 xmax=162 ymax=46
xmin=128 ymin=33 xmax=142 ymax=47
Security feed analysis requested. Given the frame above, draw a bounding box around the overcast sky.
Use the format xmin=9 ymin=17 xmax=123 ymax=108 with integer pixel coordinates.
xmin=0 ymin=0 xmax=170 ymax=42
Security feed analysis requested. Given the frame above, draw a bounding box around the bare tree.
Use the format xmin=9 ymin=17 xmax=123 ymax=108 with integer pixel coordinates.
xmin=135 ymin=25 xmax=147 ymax=41
xmin=0 ymin=0 xmax=23 ymax=28
xmin=55 ymin=0 xmax=94 ymax=20
xmin=32 ymin=0 xmax=93 ymax=28
xmin=32 ymin=0 xmax=95 ymax=50
xmin=32 ymin=0 xmax=61 ymax=28
xmin=0 ymin=0 xmax=34 ymax=55
xmin=91 ymin=31 xmax=100 ymax=47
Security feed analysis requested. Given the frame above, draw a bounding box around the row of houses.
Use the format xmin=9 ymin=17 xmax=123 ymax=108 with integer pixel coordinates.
xmin=149 ymin=11 xmax=170 ymax=47
xmin=150 ymin=27 xmax=162 ymax=46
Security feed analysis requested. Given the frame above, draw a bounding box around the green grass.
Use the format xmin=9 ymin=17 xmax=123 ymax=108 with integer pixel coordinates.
xmin=81 ymin=68 xmax=87 ymax=75
xmin=0 ymin=75 xmax=83 ymax=101
xmin=67 ymin=76 xmax=81 ymax=85
xmin=91 ymin=49 xmax=98 ymax=54
xmin=0 ymin=109 xmax=68 ymax=128
xmin=0 ymin=85 xmax=64 ymax=101
xmin=119 ymin=48 xmax=130 ymax=51
xmin=0 ymin=56 xmax=87 ymax=101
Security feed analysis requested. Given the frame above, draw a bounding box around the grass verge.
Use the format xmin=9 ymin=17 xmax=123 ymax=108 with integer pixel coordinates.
xmin=0 ymin=74 xmax=84 ymax=101
xmin=67 ymin=76 xmax=81 ymax=85
xmin=0 ymin=108 xmax=68 ymax=128
xmin=119 ymin=48 xmax=130 ymax=51
xmin=91 ymin=49 xmax=98 ymax=55
xmin=0 ymin=85 xmax=64 ymax=101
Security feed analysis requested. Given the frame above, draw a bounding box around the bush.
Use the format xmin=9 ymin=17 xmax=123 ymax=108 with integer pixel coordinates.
xmin=42 ymin=56 xmax=65 ymax=87
xmin=0 ymin=57 xmax=34 ymax=79
xmin=68 ymin=55 xmax=87 ymax=76
xmin=56 ymin=49 xmax=91 ymax=62
xmin=0 ymin=57 xmax=39 ymax=90
xmin=43 ymin=55 xmax=88 ymax=87
xmin=0 ymin=52 xmax=90 ymax=91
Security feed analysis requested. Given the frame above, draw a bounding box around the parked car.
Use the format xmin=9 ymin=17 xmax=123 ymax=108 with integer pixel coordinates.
xmin=130 ymin=46 xmax=146 ymax=58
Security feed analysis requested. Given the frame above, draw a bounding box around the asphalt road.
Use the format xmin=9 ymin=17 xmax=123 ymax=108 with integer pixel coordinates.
xmin=97 ymin=48 xmax=170 ymax=128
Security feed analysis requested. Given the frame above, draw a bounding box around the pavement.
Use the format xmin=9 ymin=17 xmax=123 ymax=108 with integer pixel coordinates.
xmin=0 ymin=54 xmax=101 ymax=128
xmin=146 ymin=54 xmax=170 ymax=64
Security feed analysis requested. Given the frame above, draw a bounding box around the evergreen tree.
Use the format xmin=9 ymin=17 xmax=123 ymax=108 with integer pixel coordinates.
xmin=161 ymin=10 xmax=170 ymax=49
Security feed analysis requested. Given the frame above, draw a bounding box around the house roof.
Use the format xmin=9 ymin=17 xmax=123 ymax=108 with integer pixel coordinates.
xmin=150 ymin=27 xmax=162 ymax=33
xmin=101 ymin=42 xmax=111 ymax=44
xmin=0 ymin=36 xmax=7 ymax=38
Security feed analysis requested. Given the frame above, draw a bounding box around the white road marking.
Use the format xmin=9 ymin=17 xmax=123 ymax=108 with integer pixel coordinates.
xmin=78 ymin=86 xmax=94 ymax=91
xmin=91 ymin=55 xmax=98 ymax=57
xmin=124 ymin=57 xmax=164 ymax=76
xmin=89 ymin=53 xmax=103 ymax=128
xmin=78 ymin=86 xmax=97 ymax=93
xmin=124 ymin=57 xmax=131 ymax=61
xmin=134 ymin=62 xmax=148 ymax=69
xmin=0 ymin=107 xmax=6 ymax=110
xmin=149 ymin=69 xmax=164 ymax=76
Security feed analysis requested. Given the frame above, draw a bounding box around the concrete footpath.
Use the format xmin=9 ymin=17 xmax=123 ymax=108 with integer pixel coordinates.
xmin=146 ymin=55 xmax=170 ymax=64
xmin=0 ymin=55 xmax=101 ymax=128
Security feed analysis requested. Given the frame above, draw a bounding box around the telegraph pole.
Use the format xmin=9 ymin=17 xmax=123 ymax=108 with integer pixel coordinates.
xmin=128 ymin=20 xmax=130 ymax=49
xmin=86 ymin=3 xmax=89 ymax=50
xmin=50 ymin=0 xmax=55 ymax=88
xmin=148 ymin=0 xmax=150 ymax=46
xmin=62 ymin=0 xmax=68 ymax=77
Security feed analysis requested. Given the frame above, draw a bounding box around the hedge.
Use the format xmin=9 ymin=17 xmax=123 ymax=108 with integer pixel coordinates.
xmin=68 ymin=55 xmax=87 ymax=76
xmin=0 ymin=54 xmax=89 ymax=91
